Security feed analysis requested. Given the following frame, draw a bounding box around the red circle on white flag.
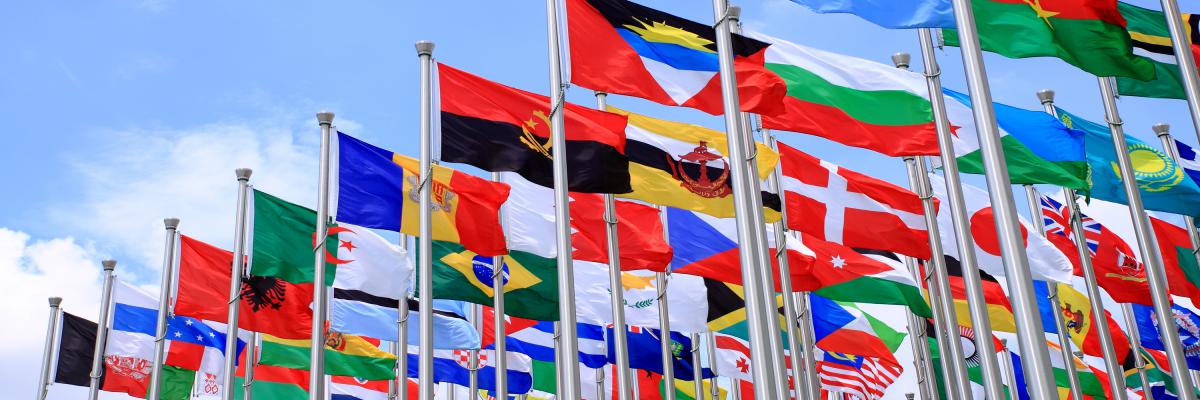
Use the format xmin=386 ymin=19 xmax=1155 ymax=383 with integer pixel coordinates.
xmin=969 ymin=208 xmax=1028 ymax=255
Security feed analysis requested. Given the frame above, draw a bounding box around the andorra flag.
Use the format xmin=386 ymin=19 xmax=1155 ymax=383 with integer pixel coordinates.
xmin=566 ymin=0 xmax=787 ymax=116
xmin=336 ymin=132 xmax=510 ymax=256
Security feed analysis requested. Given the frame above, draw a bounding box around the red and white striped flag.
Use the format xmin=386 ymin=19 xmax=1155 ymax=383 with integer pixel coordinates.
xmin=815 ymin=349 xmax=902 ymax=400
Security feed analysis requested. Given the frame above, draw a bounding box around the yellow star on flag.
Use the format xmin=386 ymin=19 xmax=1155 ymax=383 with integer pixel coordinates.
xmin=1024 ymin=0 xmax=1060 ymax=28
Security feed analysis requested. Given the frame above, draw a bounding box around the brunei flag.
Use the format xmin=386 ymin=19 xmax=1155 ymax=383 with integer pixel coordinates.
xmin=608 ymin=107 xmax=781 ymax=220
xmin=566 ymin=0 xmax=787 ymax=116
xmin=336 ymin=132 xmax=510 ymax=257
xmin=438 ymin=63 xmax=631 ymax=194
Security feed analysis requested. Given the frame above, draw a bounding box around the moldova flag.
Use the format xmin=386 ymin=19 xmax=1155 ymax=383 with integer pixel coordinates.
xmin=565 ymin=0 xmax=787 ymax=116
xmin=438 ymin=63 xmax=631 ymax=194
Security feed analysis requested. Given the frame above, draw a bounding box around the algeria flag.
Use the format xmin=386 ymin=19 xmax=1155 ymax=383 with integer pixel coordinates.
xmin=929 ymin=174 xmax=1073 ymax=283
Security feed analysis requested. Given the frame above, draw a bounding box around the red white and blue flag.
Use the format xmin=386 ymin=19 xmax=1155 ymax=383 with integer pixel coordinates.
xmin=815 ymin=349 xmax=902 ymax=400
xmin=1040 ymin=194 xmax=1152 ymax=305
xmin=808 ymin=294 xmax=897 ymax=364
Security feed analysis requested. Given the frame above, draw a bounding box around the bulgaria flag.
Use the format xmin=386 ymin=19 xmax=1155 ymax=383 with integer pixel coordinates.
xmin=749 ymin=31 xmax=940 ymax=157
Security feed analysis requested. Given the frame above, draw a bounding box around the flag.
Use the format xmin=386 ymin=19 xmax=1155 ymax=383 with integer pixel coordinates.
xmin=808 ymin=294 xmax=899 ymax=363
xmin=336 ymin=131 xmax=510 ymax=255
xmin=704 ymin=279 xmax=755 ymax=338
xmin=437 ymin=64 xmax=631 ymax=194
xmin=234 ymin=346 xmax=310 ymax=400
xmin=664 ymin=206 xmax=812 ymax=287
xmin=249 ymin=189 xmax=338 ymax=285
xmin=334 ymin=293 xmax=482 ymax=350
xmin=1131 ymin=303 xmax=1200 ymax=370
xmin=814 ymin=349 xmax=903 ymax=400
xmin=479 ymin=306 xmax=539 ymax=350
xmin=814 ymin=249 xmax=932 ymax=317
xmin=1115 ymin=2 xmax=1196 ymax=100
xmin=427 ymin=239 xmax=559 ymax=321
xmin=507 ymin=321 xmax=609 ymax=369
xmin=53 ymin=312 xmax=98 ymax=387
xmin=1040 ymin=194 xmax=1153 ymax=305
xmin=1176 ymin=139 xmax=1200 ymax=185
xmin=938 ymin=256 xmax=1017 ymax=332
xmin=1059 ymin=107 xmax=1200 ymax=216
xmin=1035 ymin=282 xmax=1131 ymax=360
xmin=258 ymin=332 xmax=396 ymax=380
xmin=943 ymin=0 xmax=1155 ymax=80
xmin=749 ymin=31 xmax=940 ymax=156
xmin=573 ymin=260 xmax=710 ymax=333
xmin=943 ymin=89 xmax=1090 ymax=190
xmin=712 ymin=333 xmax=754 ymax=382
xmin=570 ymin=192 xmax=673 ymax=271
xmin=608 ymin=325 xmax=713 ymax=381
xmin=328 ymin=222 xmax=411 ymax=338
xmin=1046 ymin=340 xmax=1112 ymax=398
xmin=929 ymin=173 xmax=1075 ymax=282
xmin=174 ymin=234 xmax=312 ymax=339
xmin=565 ymin=0 xmax=787 ymax=116
xmin=777 ymin=141 xmax=932 ymax=258
xmin=604 ymin=107 xmax=781 ymax=220
xmin=1149 ymin=215 xmax=1200 ymax=305
xmin=404 ymin=348 xmax=535 ymax=394
xmin=330 ymin=376 xmax=389 ymax=400
xmin=786 ymin=0 xmax=954 ymax=28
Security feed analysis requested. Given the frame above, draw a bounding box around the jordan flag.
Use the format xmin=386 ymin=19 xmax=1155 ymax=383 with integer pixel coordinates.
xmin=929 ymin=173 xmax=1074 ymax=283
xmin=438 ymin=63 xmax=630 ymax=194
xmin=778 ymin=142 xmax=931 ymax=258
xmin=565 ymin=0 xmax=787 ymax=116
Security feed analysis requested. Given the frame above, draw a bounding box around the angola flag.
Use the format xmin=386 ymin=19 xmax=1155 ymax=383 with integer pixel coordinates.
xmin=1115 ymin=2 xmax=1198 ymax=100
xmin=565 ymin=0 xmax=787 ymax=116
xmin=437 ymin=63 xmax=630 ymax=194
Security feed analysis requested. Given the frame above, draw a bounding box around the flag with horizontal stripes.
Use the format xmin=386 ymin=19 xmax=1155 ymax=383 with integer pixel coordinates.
xmin=258 ymin=332 xmax=396 ymax=380
xmin=815 ymin=349 xmax=902 ymax=400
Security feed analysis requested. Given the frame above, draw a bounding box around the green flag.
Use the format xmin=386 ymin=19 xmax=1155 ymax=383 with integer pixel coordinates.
xmin=1114 ymin=2 xmax=1193 ymax=99
xmin=250 ymin=189 xmax=337 ymax=285
xmin=421 ymin=240 xmax=559 ymax=321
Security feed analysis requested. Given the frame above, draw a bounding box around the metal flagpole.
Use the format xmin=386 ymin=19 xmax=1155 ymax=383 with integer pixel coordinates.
xmin=148 ymin=218 xmax=181 ymax=400
xmin=655 ymin=270 xmax=677 ymax=400
xmin=397 ymin=234 xmax=411 ymax=400
xmin=415 ymin=40 xmax=437 ymax=400
xmin=1160 ymin=122 xmax=1200 ymax=397
xmin=543 ymin=1 xmax=583 ymax=397
xmin=763 ymin=130 xmax=813 ymax=399
xmin=1035 ymin=89 xmax=1129 ymax=398
xmin=490 ymin=173 xmax=509 ymax=400
xmin=704 ymin=332 xmax=721 ymax=400
xmin=88 ymin=260 xmax=117 ymax=400
xmin=309 ymin=112 xmax=336 ymax=400
xmin=899 ymin=256 xmax=935 ymax=400
xmin=1000 ymin=339 xmax=1018 ymax=395
xmin=243 ymin=332 xmax=258 ymax=400
xmin=910 ymin=32 xmax=1013 ymax=397
xmin=553 ymin=322 xmax=563 ymax=395
xmin=1021 ymin=185 xmax=1086 ymax=400
xmin=941 ymin=0 xmax=1062 ymax=395
xmin=691 ymin=333 xmax=704 ymax=399
xmin=731 ymin=380 xmax=742 ymax=400
xmin=1097 ymin=76 xmax=1198 ymax=399
xmin=594 ymin=91 xmax=633 ymax=400
xmin=388 ymin=340 xmax=399 ymax=400
xmin=709 ymin=3 xmax=779 ymax=398
xmin=1156 ymin=0 xmax=1200 ymax=147
xmin=37 ymin=296 xmax=63 ymax=400
xmin=791 ymin=288 xmax=821 ymax=398
xmin=1122 ymin=304 xmax=1154 ymax=393
xmin=222 ymin=168 xmax=252 ymax=400
xmin=469 ymin=305 xmax=480 ymax=396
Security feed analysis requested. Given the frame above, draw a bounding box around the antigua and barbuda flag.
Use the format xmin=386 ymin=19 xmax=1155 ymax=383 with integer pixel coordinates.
xmin=565 ymin=0 xmax=787 ymax=116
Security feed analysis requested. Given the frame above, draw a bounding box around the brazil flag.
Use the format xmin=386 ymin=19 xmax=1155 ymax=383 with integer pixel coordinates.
xmin=423 ymin=240 xmax=559 ymax=321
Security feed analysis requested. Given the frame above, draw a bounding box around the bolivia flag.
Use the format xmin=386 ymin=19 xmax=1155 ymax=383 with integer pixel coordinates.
xmin=437 ymin=64 xmax=631 ymax=194
xmin=565 ymin=0 xmax=787 ymax=116
xmin=336 ymin=131 xmax=510 ymax=256
xmin=258 ymin=333 xmax=396 ymax=381
xmin=944 ymin=0 xmax=1155 ymax=80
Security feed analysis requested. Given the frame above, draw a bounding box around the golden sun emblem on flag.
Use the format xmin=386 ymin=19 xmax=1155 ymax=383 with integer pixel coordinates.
xmin=1110 ymin=142 xmax=1183 ymax=192
xmin=520 ymin=110 xmax=553 ymax=159
xmin=622 ymin=18 xmax=715 ymax=53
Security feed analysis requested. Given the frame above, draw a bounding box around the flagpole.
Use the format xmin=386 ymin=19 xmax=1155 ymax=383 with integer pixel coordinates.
xmin=1036 ymin=89 xmax=1128 ymax=398
xmin=88 ymin=260 xmax=117 ymax=400
xmin=899 ymin=256 xmax=935 ymax=400
xmin=243 ymin=332 xmax=257 ymax=400
xmin=1158 ymin=122 xmax=1200 ymax=394
xmin=999 ymin=339 xmax=1018 ymax=394
xmin=939 ymin=0 xmax=1063 ymax=394
xmin=704 ymin=332 xmax=721 ymax=400
xmin=792 ymin=289 xmax=821 ymax=399
xmin=1155 ymin=0 xmax=1200 ymax=148
xmin=415 ymin=40 xmax=437 ymax=400
xmin=911 ymin=30 xmax=1013 ymax=397
xmin=1097 ymin=76 xmax=1198 ymax=399
xmin=593 ymin=92 xmax=633 ymax=400
xmin=655 ymin=269 xmax=678 ymax=400
xmin=1121 ymin=304 xmax=1154 ymax=393
xmin=490 ymin=173 xmax=509 ymax=400
xmin=710 ymin=3 xmax=781 ymax=397
xmin=147 ymin=218 xmax=181 ymax=400
xmin=469 ymin=304 xmax=480 ymax=396
xmin=308 ymin=112 xmax=336 ymax=400
xmin=37 ymin=296 xmax=63 ymax=400
xmin=763 ymin=129 xmax=815 ymax=400
xmin=691 ymin=333 xmax=704 ymax=398
xmin=222 ymin=168 xmax=252 ymax=400
xmin=397 ymin=234 xmax=411 ymax=400
xmin=543 ymin=1 xmax=583 ymax=396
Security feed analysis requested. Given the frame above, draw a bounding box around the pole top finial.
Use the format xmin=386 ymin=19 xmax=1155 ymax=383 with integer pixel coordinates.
xmin=1036 ymin=89 xmax=1055 ymax=104
xmin=235 ymin=168 xmax=253 ymax=181
xmin=906 ymin=394 xmax=915 ymax=400
xmin=727 ymin=5 xmax=741 ymax=19
xmin=49 ymin=297 xmax=62 ymax=307
xmin=317 ymin=111 xmax=335 ymax=125
xmin=102 ymin=259 xmax=116 ymax=271
xmin=891 ymin=52 xmax=911 ymax=69
xmin=415 ymin=41 xmax=435 ymax=56
xmin=1154 ymin=122 xmax=1171 ymax=137
xmin=163 ymin=218 xmax=180 ymax=230
xmin=1001 ymin=338 xmax=1009 ymax=346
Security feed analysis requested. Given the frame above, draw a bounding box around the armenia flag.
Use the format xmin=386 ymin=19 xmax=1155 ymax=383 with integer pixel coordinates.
xmin=438 ymin=64 xmax=631 ymax=194
xmin=336 ymin=131 xmax=510 ymax=256
xmin=566 ymin=0 xmax=787 ymax=116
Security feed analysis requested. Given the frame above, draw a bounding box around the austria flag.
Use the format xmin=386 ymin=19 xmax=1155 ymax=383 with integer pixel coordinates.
xmin=565 ymin=0 xmax=787 ymax=116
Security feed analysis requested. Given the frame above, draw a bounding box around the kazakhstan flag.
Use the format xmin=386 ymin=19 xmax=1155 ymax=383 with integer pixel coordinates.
xmin=1058 ymin=107 xmax=1200 ymax=217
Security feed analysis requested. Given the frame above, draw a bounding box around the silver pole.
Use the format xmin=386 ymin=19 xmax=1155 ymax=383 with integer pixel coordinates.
xmin=704 ymin=332 xmax=721 ymax=400
xmin=900 ymin=154 xmax=977 ymax=399
xmin=243 ymin=333 xmax=257 ymax=400
xmin=731 ymin=379 xmax=742 ymax=400
xmin=88 ymin=260 xmax=117 ymax=400
xmin=309 ymin=111 xmax=336 ymax=400
xmin=655 ymin=271 xmax=677 ymax=400
xmin=1122 ymin=303 xmax=1154 ymax=394
xmin=397 ymin=234 xmax=411 ymax=400
xmin=148 ymin=218 xmax=181 ymax=400
xmin=793 ymin=290 xmax=821 ymax=399
xmin=489 ymin=173 xmax=509 ymax=400
xmin=1021 ymin=185 xmax=1086 ymax=400
xmin=594 ymin=92 xmax=632 ymax=400
xmin=899 ymin=256 xmax=935 ymax=400
xmin=553 ymin=322 xmax=563 ymax=395
xmin=469 ymin=305 xmax=480 ymax=396
xmin=1160 ymin=123 xmax=1200 ymax=398
xmin=709 ymin=3 xmax=779 ymax=398
xmin=388 ymin=340 xmax=399 ymax=400
xmin=942 ymin=0 xmax=1062 ymax=394
xmin=1000 ymin=339 xmax=1018 ymax=398
xmin=37 ymin=297 xmax=63 ymax=400
xmin=1036 ymin=89 xmax=1129 ymax=398
xmin=597 ymin=361 xmax=607 ymax=400
xmin=1156 ymin=0 xmax=1200 ymax=147
xmin=691 ymin=333 xmax=704 ymax=400
xmin=762 ymin=130 xmax=813 ymax=399
xmin=543 ymin=0 xmax=582 ymax=396
xmin=415 ymin=40 xmax=436 ymax=400
xmin=222 ymin=168 xmax=252 ymax=400
xmin=1097 ymin=76 xmax=1197 ymax=399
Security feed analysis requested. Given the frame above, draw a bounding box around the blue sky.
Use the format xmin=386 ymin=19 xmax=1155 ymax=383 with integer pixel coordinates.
xmin=4 ymin=0 xmax=1197 ymax=398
